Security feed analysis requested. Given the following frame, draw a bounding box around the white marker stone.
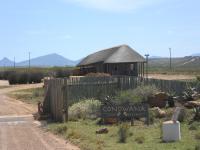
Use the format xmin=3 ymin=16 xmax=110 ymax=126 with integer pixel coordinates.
xmin=162 ymin=120 xmax=181 ymax=142
xmin=162 ymin=107 xmax=182 ymax=142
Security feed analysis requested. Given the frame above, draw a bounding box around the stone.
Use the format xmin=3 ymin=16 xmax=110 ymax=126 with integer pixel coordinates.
xmin=148 ymin=92 xmax=168 ymax=108
xmin=184 ymin=101 xmax=200 ymax=108
xmin=104 ymin=117 xmax=118 ymax=124
xmin=152 ymin=107 xmax=166 ymax=118
xmin=96 ymin=128 xmax=108 ymax=134
xmin=162 ymin=120 xmax=181 ymax=142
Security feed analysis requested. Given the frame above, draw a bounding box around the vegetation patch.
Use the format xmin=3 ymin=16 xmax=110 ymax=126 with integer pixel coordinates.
xmin=8 ymin=87 xmax=44 ymax=105
xmin=115 ymin=84 xmax=159 ymax=103
xmin=68 ymin=99 xmax=101 ymax=121
xmin=47 ymin=119 xmax=199 ymax=150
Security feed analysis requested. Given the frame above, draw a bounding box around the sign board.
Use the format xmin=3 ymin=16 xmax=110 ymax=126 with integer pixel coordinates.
xmin=100 ymin=99 xmax=149 ymax=125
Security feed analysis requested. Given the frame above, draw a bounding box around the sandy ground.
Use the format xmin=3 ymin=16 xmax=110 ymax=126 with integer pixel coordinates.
xmin=0 ymin=81 xmax=79 ymax=150
xmin=148 ymin=74 xmax=196 ymax=80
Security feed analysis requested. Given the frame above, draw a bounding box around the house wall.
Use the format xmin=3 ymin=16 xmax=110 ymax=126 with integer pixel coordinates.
xmin=80 ymin=62 xmax=144 ymax=77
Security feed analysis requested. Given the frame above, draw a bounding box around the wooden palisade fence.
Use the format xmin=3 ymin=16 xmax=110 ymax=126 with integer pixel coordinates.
xmin=43 ymin=76 xmax=200 ymax=122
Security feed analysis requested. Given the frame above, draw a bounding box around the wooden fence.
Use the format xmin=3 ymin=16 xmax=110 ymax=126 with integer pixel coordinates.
xmin=43 ymin=76 xmax=199 ymax=122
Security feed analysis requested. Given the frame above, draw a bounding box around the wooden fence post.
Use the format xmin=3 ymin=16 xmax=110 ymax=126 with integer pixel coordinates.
xmin=62 ymin=79 xmax=68 ymax=122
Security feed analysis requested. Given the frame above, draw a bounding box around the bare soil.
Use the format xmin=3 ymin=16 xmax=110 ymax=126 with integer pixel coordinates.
xmin=148 ymin=74 xmax=196 ymax=80
xmin=0 ymin=81 xmax=79 ymax=150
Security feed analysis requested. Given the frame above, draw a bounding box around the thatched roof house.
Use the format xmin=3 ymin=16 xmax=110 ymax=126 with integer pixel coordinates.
xmin=77 ymin=45 xmax=145 ymax=76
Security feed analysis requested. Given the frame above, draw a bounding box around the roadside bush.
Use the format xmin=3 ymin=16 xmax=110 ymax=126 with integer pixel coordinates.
xmin=8 ymin=71 xmax=18 ymax=85
xmin=115 ymin=84 xmax=159 ymax=103
xmin=7 ymin=71 xmax=44 ymax=85
xmin=118 ymin=123 xmax=130 ymax=143
xmin=51 ymin=124 xmax=68 ymax=135
xmin=2 ymin=71 xmax=15 ymax=80
xmin=0 ymin=72 xmax=3 ymax=79
xmin=18 ymin=72 xmax=29 ymax=84
xmin=68 ymin=99 xmax=101 ymax=120
xmin=55 ymin=69 xmax=71 ymax=78
xmin=29 ymin=72 xmax=43 ymax=83
xmin=85 ymin=72 xmax=111 ymax=77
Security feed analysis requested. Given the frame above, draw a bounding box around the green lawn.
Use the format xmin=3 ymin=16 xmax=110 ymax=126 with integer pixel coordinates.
xmin=8 ymin=87 xmax=44 ymax=105
xmin=48 ymin=119 xmax=200 ymax=150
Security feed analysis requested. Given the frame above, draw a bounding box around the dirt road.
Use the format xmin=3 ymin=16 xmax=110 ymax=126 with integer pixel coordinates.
xmin=0 ymin=81 xmax=79 ymax=150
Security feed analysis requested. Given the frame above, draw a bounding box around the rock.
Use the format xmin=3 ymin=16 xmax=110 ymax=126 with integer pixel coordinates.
xmin=184 ymin=101 xmax=200 ymax=108
xmin=96 ymin=128 xmax=108 ymax=134
xmin=152 ymin=107 xmax=166 ymax=118
xmin=104 ymin=117 xmax=117 ymax=124
xmin=148 ymin=92 xmax=169 ymax=108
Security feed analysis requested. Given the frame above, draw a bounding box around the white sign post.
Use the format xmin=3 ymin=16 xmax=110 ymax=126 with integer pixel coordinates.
xmin=162 ymin=107 xmax=181 ymax=142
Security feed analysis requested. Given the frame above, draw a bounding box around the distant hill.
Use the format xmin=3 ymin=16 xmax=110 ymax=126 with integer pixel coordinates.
xmin=16 ymin=53 xmax=78 ymax=67
xmin=149 ymin=56 xmax=200 ymax=68
xmin=0 ymin=57 xmax=14 ymax=67
xmin=191 ymin=53 xmax=200 ymax=56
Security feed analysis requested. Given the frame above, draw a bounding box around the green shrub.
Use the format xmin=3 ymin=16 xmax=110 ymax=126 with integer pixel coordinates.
xmin=18 ymin=72 xmax=29 ymax=84
xmin=115 ymin=84 xmax=159 ymax=103
xmin=29 ymin=72 xmax=43 ymax=83
xmin=52 ymin=124 xmax=68 ymax=135
xmin=195 ymin=144 xmax=200 ymax=150
xmin=189 ymin=122 xmax=200 ymax=130
xmin=195 ymin=132 xmax=200 ymax=140
xmin=118 ymin=123 xmax=130 ymax=143
xmin=68 ymin=99 xmax=101 ymax=120
xmin=8 ymin=71 xmax=18 ymax=85
xmin=55 ymin=69 xmax=71 ymax=78
xmin=196 ymin=76 xmax=200 ymax=82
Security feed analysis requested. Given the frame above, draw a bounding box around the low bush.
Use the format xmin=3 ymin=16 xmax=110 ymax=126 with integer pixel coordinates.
xmin=115 ymin=84 xmax=159 ymax=103
xmin=55 ymin=69 xmax=71 ymax=78
xmin=51 ymin=124 xmax=68 ymax=135
xmin=195 ymin=132 xmax=200 ymax=140
xmin=195 ymin=144 xmax=200 ymax=150
xmin=8 ymin=71 xmax=18 ymax=85
xmin=68 ymin=99 xmax=101 ymax=120
xmin=135 ymin=135 xmax=145 ymax=144
xmin=118 ymin=123 xmax=130 ymax=143
xmin=18 ymin=72 xmax=29 ymax=84
xmin=189 ymin=122 xmax=200 ymax=130
xmin=7 ymin=71 xmax=44 ymax=85
xmin=29 ymin=72 xmax=43 ymax=83
xmin=196 ymin=76 xmax=200 ymax=82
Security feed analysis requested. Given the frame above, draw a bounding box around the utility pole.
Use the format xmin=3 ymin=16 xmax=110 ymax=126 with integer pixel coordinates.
xmin=169 ymin=48 xmax=172 ymax=70
xmin=29 ymin=52 xmax=31 ymax=69
xmin=14 ymin=57 xmax=15 ymax=69
xmin=145 ymin=54 xmax=149 ymax=79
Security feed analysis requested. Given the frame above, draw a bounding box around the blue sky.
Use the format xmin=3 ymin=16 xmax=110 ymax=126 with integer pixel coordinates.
xmin=0 ymin=0 xmax=200 ymax=61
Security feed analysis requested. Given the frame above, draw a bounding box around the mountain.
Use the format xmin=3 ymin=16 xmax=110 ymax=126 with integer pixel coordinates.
xmin=0 ymin=57 xmax=14 ymax=67
xmin=17 ymin=53 xmax=77 ymax=67
xmin=149 ymin=56 xmax=163 ymax=59
xmin=191 ymin=53 xmax=200 ymax=56
xmin=149 ymin=56 xmax=200 ymax=68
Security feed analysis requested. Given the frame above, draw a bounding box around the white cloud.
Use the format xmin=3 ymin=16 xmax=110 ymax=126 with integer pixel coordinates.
xmin=64 ymin=0 xmax=165 ymax=12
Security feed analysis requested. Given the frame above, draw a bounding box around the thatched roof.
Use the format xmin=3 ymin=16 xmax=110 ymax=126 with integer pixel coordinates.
xmin=77 ymin=45 xmax=145 ymax=66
